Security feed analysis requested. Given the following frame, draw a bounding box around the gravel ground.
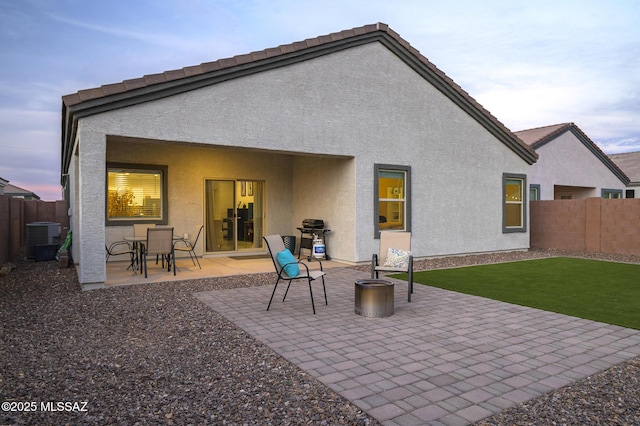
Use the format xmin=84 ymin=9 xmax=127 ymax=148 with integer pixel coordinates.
xmin=1 ymin=248 xmax=639 ymax=425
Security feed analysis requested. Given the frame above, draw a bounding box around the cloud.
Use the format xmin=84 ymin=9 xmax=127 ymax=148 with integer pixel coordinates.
xmin=1 ymin=0 xmax=640 ymax=196
xmin=597 ymin=138 xmax=640 ymax=155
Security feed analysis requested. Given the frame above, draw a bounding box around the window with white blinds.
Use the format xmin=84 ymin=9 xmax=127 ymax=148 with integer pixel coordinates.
xmin=107 ymin=164 xmax=167 ymax=223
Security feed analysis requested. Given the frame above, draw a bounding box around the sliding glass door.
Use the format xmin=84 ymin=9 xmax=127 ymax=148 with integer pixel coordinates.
xmin=205 ymin=179 xmax=263 ymax=253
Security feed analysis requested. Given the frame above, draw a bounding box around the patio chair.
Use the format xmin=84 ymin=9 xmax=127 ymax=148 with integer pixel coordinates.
xmin=264 ymin=234 xmax=327 ymax=314
xmin=372 ymin=231 xmax=414 ymax=302
xmin=174 ymin=225 xmax=203 ymax=269
xmin=142 ymin=227 xmax=176 ymax=278
xmin=105 ymin=241 xmax=136 ymax=272
xmin=133 ymin=223 xmax=156 ymax=237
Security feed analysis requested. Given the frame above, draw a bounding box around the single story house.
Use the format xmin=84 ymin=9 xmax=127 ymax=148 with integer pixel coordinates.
xmin=515 ymin=123 xmax=629 ymax=200
xmin=61 ymin=23 xmax=537 ymax=285
xmin=0 ymin=179 xmax=41 ymax=200
xmin=609 ymin=151 xmax=640 ymax=199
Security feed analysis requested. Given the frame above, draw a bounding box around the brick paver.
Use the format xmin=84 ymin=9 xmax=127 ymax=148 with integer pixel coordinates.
xmin=195 ymin=267 xmax=640 ymax=425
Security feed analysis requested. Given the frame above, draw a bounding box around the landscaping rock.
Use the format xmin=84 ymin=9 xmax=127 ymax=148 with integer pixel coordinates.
xmin=1 ymin=249 xmax=638 ymax=425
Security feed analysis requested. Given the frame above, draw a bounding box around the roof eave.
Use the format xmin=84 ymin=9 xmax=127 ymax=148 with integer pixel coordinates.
xmin=60 ymin=22 xmax=538 ymax=177
xmin=568 ymin=126 xmax=630 ymax=185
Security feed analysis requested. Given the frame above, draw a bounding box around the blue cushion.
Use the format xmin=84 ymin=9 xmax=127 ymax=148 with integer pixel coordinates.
xmin=276 ymin=249 xmax=300 ymax=277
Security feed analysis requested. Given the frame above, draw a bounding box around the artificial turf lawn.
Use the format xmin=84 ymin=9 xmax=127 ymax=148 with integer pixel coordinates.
xmin=396 ymin=257 xmax=640 ymax=330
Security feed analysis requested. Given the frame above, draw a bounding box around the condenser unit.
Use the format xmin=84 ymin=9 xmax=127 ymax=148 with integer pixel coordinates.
xmin=26 ymin=222 xmax=61 ymax=258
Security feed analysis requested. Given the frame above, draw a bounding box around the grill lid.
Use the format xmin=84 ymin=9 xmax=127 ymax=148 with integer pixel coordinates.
xmin=302 ymin=219 xmax=324 ymax=228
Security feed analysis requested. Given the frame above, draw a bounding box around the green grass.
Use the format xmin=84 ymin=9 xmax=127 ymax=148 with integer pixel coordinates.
xmin=393 ymin=257 xmax=640 ymax=330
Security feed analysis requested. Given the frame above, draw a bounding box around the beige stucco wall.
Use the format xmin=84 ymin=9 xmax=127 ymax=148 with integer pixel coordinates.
xmin=73 ymin=41 xmax=531 ymax=283
xmin=528 ymin=131 xmax=626 ymax=200
xmin=105 ymin=139 xmax=306 ymax=249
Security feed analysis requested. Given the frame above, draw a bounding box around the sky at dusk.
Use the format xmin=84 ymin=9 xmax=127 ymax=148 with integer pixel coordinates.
xmin=1 ymin=0 xmax=638 ymax=200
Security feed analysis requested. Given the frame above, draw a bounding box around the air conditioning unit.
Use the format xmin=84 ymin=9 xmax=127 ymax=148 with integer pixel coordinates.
xmin=26 ymin=222 xmax=61 ymax=258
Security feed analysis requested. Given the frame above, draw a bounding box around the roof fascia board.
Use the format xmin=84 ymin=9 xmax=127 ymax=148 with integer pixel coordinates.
xmin=61 ymin=29 xmax=537 ymax=175
xmin=375 ymin=34 xmax=536 ymax=164
xmin=568 ymin=127 xmax=629 ymax=184
xmin=60 ymin=34 xmax=378 ymax=178
xmin=64 ymin=35 xmax=377 ymax=121
xmin=528 ymin=124 xmax=572 ymax=150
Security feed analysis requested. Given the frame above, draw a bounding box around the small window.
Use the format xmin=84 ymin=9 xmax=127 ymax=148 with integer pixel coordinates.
xmin=626 ymin=189 xmax=635 ymax=199
xmin=503 ymin=173 xmax=526 ymax=233
xmin=602 ymin=189 xmax=622 ymax=199
xmin=529 ymin=184 xmax=540 ymax=201
xmin=374 ymin=164 xmax=411 ymax=237
xmin=106 ymin=164 xmax=168 ymax=225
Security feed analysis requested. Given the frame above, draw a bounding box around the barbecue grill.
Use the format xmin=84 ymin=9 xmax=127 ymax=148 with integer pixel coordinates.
xmin=296 ymin=219 xmax=331 ymax=260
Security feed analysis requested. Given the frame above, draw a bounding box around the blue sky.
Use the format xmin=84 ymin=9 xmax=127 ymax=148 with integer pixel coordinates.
xmin=1 ymin=0 xmax=639 ymax=200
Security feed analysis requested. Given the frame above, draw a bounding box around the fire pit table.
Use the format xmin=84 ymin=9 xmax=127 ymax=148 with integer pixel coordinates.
xmin=355 ymin=279 xmax=394 ymax=317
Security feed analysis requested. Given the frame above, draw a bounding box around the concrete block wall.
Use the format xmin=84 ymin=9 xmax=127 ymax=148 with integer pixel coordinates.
xmin=531 ymin=198 xmax=640 ymax=257
xmin=599 ymin=199 xmax=640 ymax=256
xmin=0 ymin=196 xmax=69 ymax=265
xmin=530 ymin=199 xmax=586 ymax=251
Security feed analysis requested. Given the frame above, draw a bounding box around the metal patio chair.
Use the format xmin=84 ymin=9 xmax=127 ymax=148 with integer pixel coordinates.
xmin=105 ymin=241 xmax=136 ymax=273
xmin=372 ymin=231 xmax=414 ymax=302
xmin=264 ymin=234 xmax=327 ymax=314
xmin=142 ymin=227 xmax=176 ymax=278
xmin=174 ymin=225 xmax=204 ymax=269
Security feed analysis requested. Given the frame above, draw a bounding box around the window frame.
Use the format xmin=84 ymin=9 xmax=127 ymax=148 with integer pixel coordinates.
xmin=601 ymin=188 xmax=622 ymax=199
xmin=106 ymin=163 xmax=168 ymax=226
xmin=374 ymin=164 xmax=411 ymax=238
xmin=502 ymin=173 xmax=527 ymax=233
xmin=529 ymin=184 xmax=540 ymax=201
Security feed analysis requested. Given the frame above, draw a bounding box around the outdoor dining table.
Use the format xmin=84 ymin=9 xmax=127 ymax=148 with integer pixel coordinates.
xmin=124 ymin=234 xmax=185 ymax=273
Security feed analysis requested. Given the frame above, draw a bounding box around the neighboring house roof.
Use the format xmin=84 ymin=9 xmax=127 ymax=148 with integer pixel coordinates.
xmin=60 ymin=22 xmax=538 ymax=188
xmin=609 ymin=151 xmax=640 ymax=184
xmin=515 ymin=123 xmax=629 ymax=184
xmin=2 ymin=182 xmax=41 ymax=200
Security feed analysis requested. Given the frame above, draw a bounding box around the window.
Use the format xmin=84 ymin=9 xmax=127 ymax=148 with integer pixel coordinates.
xmin=529 ymin=184 xmax=540 ymax=201
xmin=602 ymin=189 xmax=622 ymax=199
xmin=106 ymin=164 xmax=168 ymax=225
xmin=503 ymin=173 xmax=526 ymax=232
xmin=374 ymin=164 xmax=411 ymax=237
xmin=626 ymin=189 xmax=635 ymax=199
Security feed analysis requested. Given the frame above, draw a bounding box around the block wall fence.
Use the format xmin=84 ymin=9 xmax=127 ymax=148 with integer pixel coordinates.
xmin=530 ymin=198 xmax=640 ymax=257
xmin=1 ymin=196 xmax=638 ymax=265
xmin=0 ymin=196 xmax=69 ymax=265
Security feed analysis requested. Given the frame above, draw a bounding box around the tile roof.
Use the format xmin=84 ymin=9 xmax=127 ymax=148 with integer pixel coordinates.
xmin=61 ymin=22 xmax=538 ymax=184
xmin=514 ymin=123 xmax=572 ymax=148
xmin=608 ymin=151 xmax=640 ymax=183
xmin=62 ymin=23 xmax=387 ymax=108
xmin=2 ymin=183 xmax=40 ymax=199
xmin=515 ymin=123 xmax=629 ymax=184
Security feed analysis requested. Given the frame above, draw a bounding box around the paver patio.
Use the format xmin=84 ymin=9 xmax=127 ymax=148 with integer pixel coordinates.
xmin=195 ymin=267 xmax=640 ymax=425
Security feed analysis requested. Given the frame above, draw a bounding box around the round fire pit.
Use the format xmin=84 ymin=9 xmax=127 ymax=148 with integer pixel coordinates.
xmin=355 ymin=279 xmax=394 ymax=317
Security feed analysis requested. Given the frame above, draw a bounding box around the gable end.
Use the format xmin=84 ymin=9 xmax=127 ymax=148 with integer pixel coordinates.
xmin=61 ymin=23 xmax=538 ymax=188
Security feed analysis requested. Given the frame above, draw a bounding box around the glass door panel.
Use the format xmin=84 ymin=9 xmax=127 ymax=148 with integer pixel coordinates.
xmin=236 ymin=180 xmax=263 ymax=250
xmin=205 ymin=180 xmax=235 ymax=252
xmin=205 ymin=179 xmax=264 ymax=253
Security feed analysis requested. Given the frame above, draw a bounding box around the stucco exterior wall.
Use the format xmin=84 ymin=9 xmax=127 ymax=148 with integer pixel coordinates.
xmin=73 ymin=41 xmax=531 ymax=282
xmin=292 ymin=156 xmax=356 ymax=261
xmin=528 ymin=131 xmax=626 ymax=200
xmin=77 ymin=125 xmax=107 ymax=283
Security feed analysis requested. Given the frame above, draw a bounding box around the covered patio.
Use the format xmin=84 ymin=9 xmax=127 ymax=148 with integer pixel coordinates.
xmin=98 ymin=255 xmax=346 ymax=289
